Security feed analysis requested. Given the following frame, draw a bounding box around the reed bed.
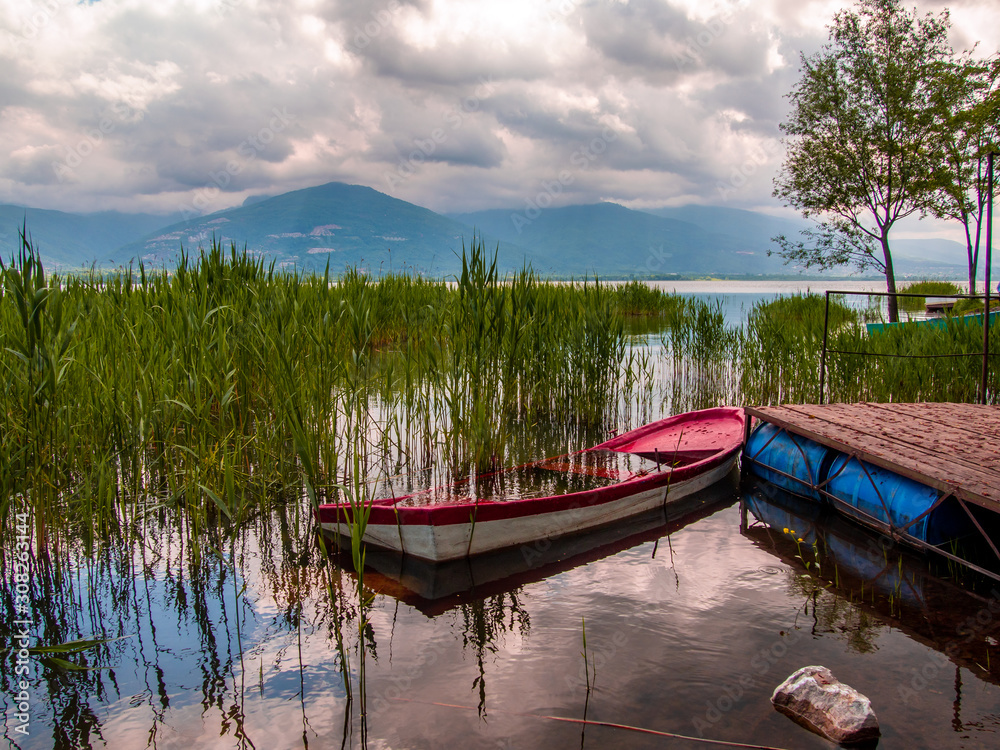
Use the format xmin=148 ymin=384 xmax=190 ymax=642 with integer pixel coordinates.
xmin=737 ymin=292 xmax=1000 ymax=405
xmin=737 ymin=293 xmax=859 ymax=404
xmin=5 ymin=238 xmax=994 ymax=562
xmin=1 ymin=234 xmax=643 ymax=564
xmin=896 ymin=280 xmax=964 ymax=312
xmin=1 ymin=232 xmax=644 ymax=741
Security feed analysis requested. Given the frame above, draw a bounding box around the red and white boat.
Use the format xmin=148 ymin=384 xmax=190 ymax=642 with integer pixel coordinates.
xmin=316 ymin=406 xmax=745 ymax=562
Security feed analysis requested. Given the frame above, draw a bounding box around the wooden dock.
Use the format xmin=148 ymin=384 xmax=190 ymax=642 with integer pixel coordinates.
xmin=744 ymin=402 xmax=1000 ymax=514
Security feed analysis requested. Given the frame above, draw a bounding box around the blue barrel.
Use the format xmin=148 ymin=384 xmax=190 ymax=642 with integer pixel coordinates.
xmin=744 ymin=423 xmax=832 ymax=501
xmin=825 ymin=454 xmax=972 ymax=545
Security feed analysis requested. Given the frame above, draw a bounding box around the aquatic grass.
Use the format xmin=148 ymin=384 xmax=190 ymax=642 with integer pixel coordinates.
xmin=896 ymin=280 xmax=964 ymax=312
xmin=4 ymin=225 xmax=1000 ymax=745
xmin=733 ymin=291 xmax=998 ymax=406
xmin=8 ymin=635 xmax=133 ymax=672
xmin=611 ymin=279 xmax=671 ymax=316
xmin=579 ymin=615 xmax=595 ymax=746
xmin=4 ymin=237 xmax=994 ymax=575
xmin=737 ymin=294 xmax=857 ymax=405
xmin=2 ymin=231 xmax=648 ymax=742
xmin=824 ymin=313 xmax=1000 ymax=403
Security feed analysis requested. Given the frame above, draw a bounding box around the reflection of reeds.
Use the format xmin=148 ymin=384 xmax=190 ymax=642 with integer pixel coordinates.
xmin=456 ymin=590 xmax=529 ymax=718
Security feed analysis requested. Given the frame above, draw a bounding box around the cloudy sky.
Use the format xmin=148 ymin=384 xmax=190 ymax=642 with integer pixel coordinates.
xmin=1 ymin=0 xmax=998 ymax=237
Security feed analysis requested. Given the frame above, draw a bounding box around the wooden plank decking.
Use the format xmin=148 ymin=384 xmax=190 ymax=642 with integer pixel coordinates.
xmin=745 ymin=402 xmax=1000 ymax=513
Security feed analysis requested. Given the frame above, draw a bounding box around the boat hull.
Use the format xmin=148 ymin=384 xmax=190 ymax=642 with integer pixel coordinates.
xmin=866 ymin=309 xmax=1000 ymax=335
xmin=353 ymin=481 xmax=739 ymax=612
xmin=320 ymin=455 xmax=739 ymax=561
xmin=318 ymin=406 xmax=745 ymax=561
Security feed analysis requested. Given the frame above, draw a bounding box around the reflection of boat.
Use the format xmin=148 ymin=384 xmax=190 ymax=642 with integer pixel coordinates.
xmin=317 ymin=407 xmax=745 ymax=561
xmin=346 ymin=477 xmax=739 ymax=615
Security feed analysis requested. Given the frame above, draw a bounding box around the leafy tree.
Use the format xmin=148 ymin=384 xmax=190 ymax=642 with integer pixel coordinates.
xmin=926 ymin=55 xmax=1000 ymax=295
xmin=772 ymin=0 xmax=953 ymax=322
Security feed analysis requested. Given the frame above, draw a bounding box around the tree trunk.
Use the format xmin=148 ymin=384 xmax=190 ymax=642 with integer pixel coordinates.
xmin=963 ymin=211 xmax=977 ymax=296
xmin=969 ymin=247 xmax=976 ymax=294
xmin=881 ymin=232 xmax=899 ymax=323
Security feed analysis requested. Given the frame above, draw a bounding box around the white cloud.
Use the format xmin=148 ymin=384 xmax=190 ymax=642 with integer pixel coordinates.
xmin=0 ymin=0 xmax=995 ymax=232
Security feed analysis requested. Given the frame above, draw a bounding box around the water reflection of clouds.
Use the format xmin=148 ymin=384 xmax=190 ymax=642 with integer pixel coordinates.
xmin=24 ymin=484 xmax=1000 ymax=749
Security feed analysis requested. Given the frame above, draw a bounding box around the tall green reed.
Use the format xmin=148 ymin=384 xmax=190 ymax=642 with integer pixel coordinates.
xmin=735 ymin=292 xmax=999 ymax=405
xmin=0 ymin=231 xmax=644 ymax=744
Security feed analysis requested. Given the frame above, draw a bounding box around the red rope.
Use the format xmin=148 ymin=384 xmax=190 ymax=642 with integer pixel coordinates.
xmin=388 ymin=697 xmax=791 ymax=750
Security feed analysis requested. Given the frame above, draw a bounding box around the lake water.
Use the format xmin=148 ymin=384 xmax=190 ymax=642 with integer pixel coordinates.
xmin=6 ymin=280 xmax=998 ymax=750
xmin=653 ymin=279 xmax=889 ymax=326
xmin=12 ymin=477 xmax=999 ymax=749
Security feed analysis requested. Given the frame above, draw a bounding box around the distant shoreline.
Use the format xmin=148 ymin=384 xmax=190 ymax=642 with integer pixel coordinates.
xmin=28 ymin=257 xmax=974 ymax=291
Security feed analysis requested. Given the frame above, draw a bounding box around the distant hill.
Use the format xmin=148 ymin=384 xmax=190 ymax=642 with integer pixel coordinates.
xmin=888 ymin=238 xmax=976 ymax=280
xmin=114 ymin=182 xmax=533 ymax=276
xmin=3 ymin=181 xmax=991 ymax=279
xmin=892 ymin=238 xmax=969 ymax=266
xmin=0 ymin=205 xmax=177 ymax=269
xmin=647 ymin=205 xmax=989 ymax=279
xmin=641 ymin=205 xmax=809 ymax=254
xmin=450 ymin=202 xmax=789 ymax=277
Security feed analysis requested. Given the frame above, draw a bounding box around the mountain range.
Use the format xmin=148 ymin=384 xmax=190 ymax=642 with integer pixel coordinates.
xmin=0 ymin=181 xmax=983 ymax=279
xmin=0 ymin=205 xmax=182 ymax=269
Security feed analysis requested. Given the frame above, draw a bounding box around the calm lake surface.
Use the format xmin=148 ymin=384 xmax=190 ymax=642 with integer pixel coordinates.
xmin=655 ymin=279 xmax=888 ymax=326
xmin=6 ymin=280 xmax=998 ymax=750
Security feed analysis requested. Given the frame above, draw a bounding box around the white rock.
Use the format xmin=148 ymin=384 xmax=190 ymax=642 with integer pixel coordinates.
xmin=771 ymin=665 xmax=880 ymax=744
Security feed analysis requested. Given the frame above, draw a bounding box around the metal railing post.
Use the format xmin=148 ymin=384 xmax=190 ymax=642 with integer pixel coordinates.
xmin=819 ymin=291 xmax=830 ymax=404
xmin=982 ymin=150 xmax=994 ymax=406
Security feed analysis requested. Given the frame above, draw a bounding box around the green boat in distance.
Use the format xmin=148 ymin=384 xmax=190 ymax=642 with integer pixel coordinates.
xmin=866 ymin=308 xmax=1000 ymax=335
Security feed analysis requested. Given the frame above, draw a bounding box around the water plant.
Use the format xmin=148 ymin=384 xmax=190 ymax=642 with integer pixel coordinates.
xmin=0 ymin=232 xmax=651 ymax=744
xmin=736 ymin=291 xmax=999 ymax=405
xmin=896 ymin=280 xmax=964 ymax=312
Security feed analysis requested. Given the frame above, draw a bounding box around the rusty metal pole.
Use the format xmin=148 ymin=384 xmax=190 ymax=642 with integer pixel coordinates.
xmin=982 ymin=151 xmax=994 ymax=405
xmin=819 ymin=291 xmax=830 ymax=404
